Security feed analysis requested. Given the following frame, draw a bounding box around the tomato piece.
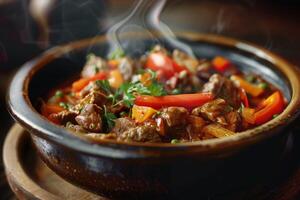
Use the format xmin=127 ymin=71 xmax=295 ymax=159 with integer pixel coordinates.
xmin=254 ymin=91 xmax=285 ymax=125
xmin=89 ymin=72 xmax=107 ymax=81
xmin=146 ymin=52 xmax=175 ymax=79
xmin=212 ymin=56 xmax=231 ymax=72
xmin=135 ymin=93 xmax=213 ymax=110
xmin=172 ymin=61 xmax=188 ymax=73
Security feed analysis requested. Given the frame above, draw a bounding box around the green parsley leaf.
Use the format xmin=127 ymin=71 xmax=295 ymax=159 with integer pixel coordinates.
xmin=59 ymin=102 xmax=69 ymax=110
xmin=95 ymin=80 xmax=112 ymax=94
xmin=55 ymin=90 xmax=64 ymax=98
xmin=103 ymin=106 xmax=117 ymax=131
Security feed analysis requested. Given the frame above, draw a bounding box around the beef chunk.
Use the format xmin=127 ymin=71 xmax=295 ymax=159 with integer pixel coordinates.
xmin=196 ymin=60 xmax=214 ymax=81
xmin=49 ymin=110 xmax=77 ymax=125
xmin=75 ymin=104 xmax=103 ymax=132
xmin=112 ymin=117 xmax=136 ymax=135
xmin=79 ymin=82 xmax=102 ymax=98
xmin=225 ymin=111 xmax=241 ymax=132
xmin=160 ymin=107 xmax=189 ymax=127
xmin=192 ymin=98 xmax=232 ymax=126
xmin=192 ymin=99 xmax=241 ymax=132
xmin=66 ymin=122 xmax=87 ymax=133
xmin=71 ymin=91 xmax=107 ymax=112
xmin=172 ymin=49 xmax=199 ymax=73
xmin=118 ymin=124 xmax=161 ymax=143
xmin=186 ymin=115 xmax=206 ymax=141
xmin=81 ymin=54 xmax=108 ymax=78
xmin=202 ymin=74 xmax=241 ymax=108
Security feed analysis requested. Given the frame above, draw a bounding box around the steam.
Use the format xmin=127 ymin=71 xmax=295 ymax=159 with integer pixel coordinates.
xmin=107 ymin=0 xmax=195 ymax=57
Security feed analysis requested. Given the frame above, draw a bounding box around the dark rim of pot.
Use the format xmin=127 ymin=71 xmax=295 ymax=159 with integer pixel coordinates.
xmin=7 ymin=32 xmax=300 ymax=158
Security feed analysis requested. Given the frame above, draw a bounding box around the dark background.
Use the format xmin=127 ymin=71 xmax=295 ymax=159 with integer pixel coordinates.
xmin=0 ymin=0 xmax=300 ymax=198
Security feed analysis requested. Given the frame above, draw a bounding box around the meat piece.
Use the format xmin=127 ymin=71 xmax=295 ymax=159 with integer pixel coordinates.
xmin=112 ymin=117 xmax=136 ymax=135
xmin=49 ymin=110 xmax=77 ymax=125
xmin=192 ymin=98 xmax=232 ymax=126
xmin=152 ymin=45 xmax=168 ymax=54
xmin=81 ymin=54 xmax=108 ymax=78
xmin=202 ymin=74 xmax=241 ymax=108
xmin=160 ymin=107 xmax=189 ymax=127
xmin=225 ymin=111 xmax=241 ymax=132
xmin=71 ymin=91 xmax=107 ymax=112
xmin=66 ymin=122 xmax=87 ymax=133
xmin=118 ymin=124 xmax=161 ymax=143
xmin=196 ymin=60 xmax=214 ymax=81
xmin=186 ymin=115 xmax=206 ymax=141
xmin=118 ymin=57 xmax=134 ymax=81
xmin=172 ymin=49 xmax=199 ymax=73
xmin=75 ymin=104 xmax=103 ymax=132
xmin=79 ymin=82 xmax=102 ymax=98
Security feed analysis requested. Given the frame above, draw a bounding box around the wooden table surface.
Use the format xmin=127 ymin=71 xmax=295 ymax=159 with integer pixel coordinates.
xmin=1 ymin=0 xmax=300 ymax=199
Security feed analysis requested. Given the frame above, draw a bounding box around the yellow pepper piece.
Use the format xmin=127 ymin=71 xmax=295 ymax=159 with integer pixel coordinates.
xmin=230 ymin=75 xmax=264 ymax=97
xmin=109 ymin=69 xmax=124 ymax=89
xmin=242 ymin=107 xmax=256 ymax=124
xmin=132 ymin=105 xmax=158 ymax=123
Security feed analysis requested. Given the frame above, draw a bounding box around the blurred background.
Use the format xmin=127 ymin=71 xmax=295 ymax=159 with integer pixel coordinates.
xmin=0 ymin=0 xmax=300 ymax=198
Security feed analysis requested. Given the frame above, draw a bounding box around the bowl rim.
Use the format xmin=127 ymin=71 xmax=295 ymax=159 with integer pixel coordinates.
xmin=7 ymin=32 xmax=300 ymax=158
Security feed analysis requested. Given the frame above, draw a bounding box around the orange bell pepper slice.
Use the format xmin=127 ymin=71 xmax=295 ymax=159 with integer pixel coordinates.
xmin=108 ymin=69 xmax=124 ymax=89
xmin=41 ymin=103 xmax=65 ymax=117
xmin=242 ymin=107 xmax=256 ymax=124
xmin=132 ymin=105 xmax=158 ymax=123
xmin=254 ymin=91 xmax=285 ymax=125
xmin=231 ymin=75 xmax=264 ymax=97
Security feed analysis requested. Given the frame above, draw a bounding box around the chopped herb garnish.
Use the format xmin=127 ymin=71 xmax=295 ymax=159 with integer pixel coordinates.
xmin=59 ymin=102 xmax=69 ymax=110
xmin=245 ymin=75 xmax=255 ymax=83
xmin=55 ymin=90 xmax=64 ymax=98
xmin=171 ymin=88 xmax=181 ymax=95
xmin=94 ymin=65 xmax=99 ymax=73
xmin=103 ymin=105 xmax=117 ymax=131
xmin=171 ymin=139 xmax=180 ymax=144
xmin=86 ymin=53 xmax=95 ymax=60
xmin=258 ymin=82 xmax=268 ymax=89
xmin=95 ymin=80 xmax=112 ymax=94
xmin=117 ymin=72 xmax=166 ymax=107
xmin=108 ymin=48 xmax=125 ymax=60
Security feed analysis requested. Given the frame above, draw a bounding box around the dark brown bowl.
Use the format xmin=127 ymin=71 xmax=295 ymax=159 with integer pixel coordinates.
xmin=7 ymin=33 xmax=300 ymax=199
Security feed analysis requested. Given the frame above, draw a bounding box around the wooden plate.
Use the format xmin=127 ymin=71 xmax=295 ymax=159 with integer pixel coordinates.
xmin=3 ymin=123 xmax=300 ymax=200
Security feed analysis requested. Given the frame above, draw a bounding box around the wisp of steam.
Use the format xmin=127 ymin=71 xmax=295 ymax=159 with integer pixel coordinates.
xmin=107 ymin=0 xmax=195 ymax=58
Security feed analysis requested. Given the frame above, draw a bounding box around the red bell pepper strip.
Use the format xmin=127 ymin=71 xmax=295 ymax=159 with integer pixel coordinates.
xmin=72 ymin=72 xmax=107 ymax=92
xmin=135 ymin=93 xmax=213 ymax=110
xmin=89 ymin=71 xmax=107 ymax=81
xmin=254 ymin=91 xmax=285 ymax=125
xmin=212 ymin=56 xmax=231 ymax=72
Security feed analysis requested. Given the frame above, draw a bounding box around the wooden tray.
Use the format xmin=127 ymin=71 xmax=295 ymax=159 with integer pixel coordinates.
xmin=3 ymin=123 xmax=300 ymax=200
xmin=3 ymin=124 xmax=107 ymax=200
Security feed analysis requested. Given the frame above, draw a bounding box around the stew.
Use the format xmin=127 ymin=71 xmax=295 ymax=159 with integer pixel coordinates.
xmin=41 ymin=45 xmax=286 ymax=143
